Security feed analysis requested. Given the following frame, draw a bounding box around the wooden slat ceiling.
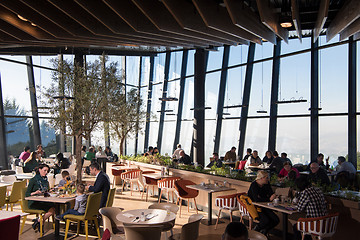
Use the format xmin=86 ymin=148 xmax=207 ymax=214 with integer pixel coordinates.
xmin=0 ymin=0 xmax=356 ymax=55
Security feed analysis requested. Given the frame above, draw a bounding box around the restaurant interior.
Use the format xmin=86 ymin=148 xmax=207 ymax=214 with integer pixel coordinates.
xmin=0 ymin=0 xmax=360 ymax=239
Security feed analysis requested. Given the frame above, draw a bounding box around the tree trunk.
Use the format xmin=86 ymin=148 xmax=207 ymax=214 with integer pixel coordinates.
xmin=75 ymin=134 xmax=83 ymax=183
xmin=119 ymin=137 xmax=125 ymax=157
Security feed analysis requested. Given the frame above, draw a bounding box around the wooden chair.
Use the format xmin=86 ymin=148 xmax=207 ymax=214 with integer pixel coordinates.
xmin=0 ymin=186 xmax=6 ymax=209
xmin=5 ymin=180 xmax=26 ymax=211
xmin=174 ymin=180 xmax=198 ymax=217
xmin=111 ymin=164 xmax=125 ymax=187
xmin=158 ymin=177 xmax=181 ymax=203
xmin=64 ymin=192 xmax=102 ymax=240
xmin=236 ymin=194 xmax=257 ymax=230
xmin=215 ymin=192 xmax=245 ymax=229
xmin=139 ymin=171 xmax=158 ymax=202
xmin=20 ymin=188 xmax=53 ymax=237
xmin=121 ymin=169 xmax=142 ymax=195
xmin=297 ymin=213 xmax=339 ymax=240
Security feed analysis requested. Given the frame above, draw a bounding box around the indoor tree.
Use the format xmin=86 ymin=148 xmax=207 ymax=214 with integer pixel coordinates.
xmin=43 ymin=55 xmax=123 ymax=182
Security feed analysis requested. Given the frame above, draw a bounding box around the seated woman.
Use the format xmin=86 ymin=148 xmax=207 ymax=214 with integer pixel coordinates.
xmin=248 ymin=171 xmax=279 ymax=235
xmin=278 ymin=161 xmax=300 ymax=179
xmin=53 ymin=152 xmax=71 ymax=174
xmin=26 ymin=164 xmax=55 ymax=233
xmin=23 ymin=152 xmax=39 ymax=173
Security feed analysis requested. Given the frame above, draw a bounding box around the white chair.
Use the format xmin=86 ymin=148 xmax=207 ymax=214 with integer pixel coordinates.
xmin=297 ymin=213 xmax=339 ymax=240
xmin=15 ymin=166 xmax=23 ymax=174
xmin=237 ymin=195 xmax=256 ymax=230
xmin=47 ymin=174 xmax=55 ymax=189
xmin=55 ymin=174 xmax=63 ymax=185
xmin=1 ymin=175 xmax=17 ymax=192
xmin=63 ymin=152 xmax=72 ymax=159
xmin=215 ymin=193 xmax=243 ymax=229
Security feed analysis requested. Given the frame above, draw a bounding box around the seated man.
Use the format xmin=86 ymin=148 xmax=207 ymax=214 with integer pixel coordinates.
xmin=178 ymin=150 xmax=192 ymax=165
xmin=206 ymin=153 xmax=222 ymax=168
xmin=292 ymin=176 xmax=328 ymax=240
xmin=308 ymin=153 xmax=329 ymax=171
xmin=308 ymin=162 xmax=330 ymax=185
xmin=222 ymin=222 xmax=248 ymax=240
xmin=224 ymin=146 xmax=237 ymax=162
xmin=86 ymin=162 xmax=110 ymax=208
xmin=335 ymin=156 xmax=356 ymax=187
xmin=248 ymin=171 xmax=279 ymax=235
xmin=244 ymin=150 xmax=262 ymax=169
xmin=269 ymin=151 xmax=283 ymax=174
xmin=172 ymin=144 xmax=183 ymax=160
xmin=280 ymin=152 xmax=292 ymax=165
xmin=242 ymin=148 xmax=252 ymax=161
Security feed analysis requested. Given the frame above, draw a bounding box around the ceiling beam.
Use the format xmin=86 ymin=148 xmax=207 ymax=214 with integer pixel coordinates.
xmin=103 ymin=0 xmax=219 ymax=47
xmin=255 ymin=0 xmax=289 ymax=43
xmin=0 ymin=5 xmax=54 ymax=40
xmin=224 ymin=0 xmax=276 ymax=44
xmin=192 ymin=0 xmax=262 ymax=44
xmin=162 ymin=0 xmax=243 ymax=45
xmin=131 ymin=0 xmax=230 ymax=46
xmin=354 ymin=32 xmax=360 ymax=41
xmin=326 ymin=0 xmax=360 ymax=42
xmin=313 ymin=0 xmax=329 ymax=43
xmin=291 ymin=0 xmax=302 ymax=43
xmin=339 ymin=17 xmax=360 ymax=41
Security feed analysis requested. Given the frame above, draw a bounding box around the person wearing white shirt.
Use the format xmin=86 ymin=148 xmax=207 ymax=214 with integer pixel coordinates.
xmin=172 ymin=144 xmax=183 ymax=160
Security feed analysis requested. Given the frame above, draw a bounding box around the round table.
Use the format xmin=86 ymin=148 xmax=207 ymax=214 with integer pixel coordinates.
xmin=116 ymin=209 xmax=176 ymax=225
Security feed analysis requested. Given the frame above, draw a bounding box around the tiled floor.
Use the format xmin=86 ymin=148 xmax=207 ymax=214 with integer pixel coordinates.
xmin=16 ymin=186 xmax=282 ymax=240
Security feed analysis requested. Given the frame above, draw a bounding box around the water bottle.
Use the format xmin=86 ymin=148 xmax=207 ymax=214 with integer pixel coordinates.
xmin=140 ymin=212 xmax=145 ymax=221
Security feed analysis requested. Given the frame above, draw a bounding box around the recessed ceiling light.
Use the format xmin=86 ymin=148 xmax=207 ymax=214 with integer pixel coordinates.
xmin=280 ymin=22 xmax=292 ymax=28
xmin=17 ymin=15 xmax=28 ymax=22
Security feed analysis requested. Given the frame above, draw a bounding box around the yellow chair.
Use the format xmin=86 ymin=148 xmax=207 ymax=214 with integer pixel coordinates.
xmin=20 ymin=188 xmax=48 ymax=237
xmin=106 ymin=188 xmax=116 ymax=207
xmin=0 ymin=186 xmax=6 ymax=209
xmin=6 ymin=180 xmax=26 ymax=211
xmin=64 ymin=192 xmax=102 ymax=240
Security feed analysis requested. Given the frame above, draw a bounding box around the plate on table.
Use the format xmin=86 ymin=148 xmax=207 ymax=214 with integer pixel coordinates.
xmin=58 ymin=194 xmax=76 ymax=199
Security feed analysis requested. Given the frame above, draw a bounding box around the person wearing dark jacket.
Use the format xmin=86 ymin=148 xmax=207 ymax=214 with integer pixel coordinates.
xmin=86 ymin=162 xmax=110 ymax=208
xmin=308 ymin=162 xmax=330 ymax=185
xmin=248 ymin=171 xmax=279 ymax=235
xmin=262 ymin=151 xmax=273 ymax=164
xmin=269 ymin=151 xmax=283 ymax=174
xmin=178 ymin=150 xmax=192 ymax=165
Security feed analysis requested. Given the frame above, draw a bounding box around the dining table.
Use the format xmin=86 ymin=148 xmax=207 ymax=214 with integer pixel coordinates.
xmin=0 ymin=210 xmax=29 ymax=220
xmin=142 ymin=173 xmax=171 ymax=202
xmin=116 ymin=209 xmax=176 ymax=226
xmin=252 ymin=202 xmax=297 ymax=240
xmin=0 ymin=181 xmax=12 ymax=187
xmin=187 ymin=183 xmax=235 ymax=225
xmin=25 ymin=194 xmax=76 ymax=239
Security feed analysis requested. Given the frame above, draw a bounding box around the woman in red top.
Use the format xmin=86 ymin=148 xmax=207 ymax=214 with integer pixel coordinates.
xmin=278 ymin=161 xmax=300 ymax=179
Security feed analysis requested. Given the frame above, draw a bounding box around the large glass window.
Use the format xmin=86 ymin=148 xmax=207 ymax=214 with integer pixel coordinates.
xmin=244 ymin=118 xmax=269 ymax=159
xmin=277 ymin=117 xmax=310 ymax=164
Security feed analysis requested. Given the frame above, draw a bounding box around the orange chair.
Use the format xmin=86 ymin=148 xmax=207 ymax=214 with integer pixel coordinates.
xmin=214 ymin=192 xmax=245 ymax=229
xmin=174 ymin=180 xmax=199 ymax=217
xmin=120 ymin=169 xmax=142 ymax=195
xmin=297 ymin=213 xmax=339 ymax=240
xmin=236 ymin=194 xmax=256 ymax=229
xmin=158 ymin=177 xmax=181 ymax=203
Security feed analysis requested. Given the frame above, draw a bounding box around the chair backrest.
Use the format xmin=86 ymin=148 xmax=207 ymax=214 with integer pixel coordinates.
xmin=121 ymin=169 xmax=142 ymax=180
xmin=174 ymin=179 xmax=198 ymax=198
xmin=148 ymin=203 xmax=179 ymax=214
xmin=47 ymin=174 xmax=55 ymax=189
xmin=106 ymin=188 xmax=116 ymax=207
xmin=1 ymin=175 xmax=17 ymax=183
xmin=275 ymin=187 xmax=290 ymax=197
xmin=216 ymin=192 xmax=245 ymax=210
xmin=158 ymin=177 xmax=181 ymax=189
xmin=66 ymin=164 xmax=76 ymax=175
xmin=20 ymin=187 xmax=30 ymax=212
xmin=180 ymin=214 xmax=203 ymax=240
xmin=8 ymin=180 xmax=27 ymax=203
xmin=55 ymin=174 xmax=63 ymax=185
xmin=238 ymin=195 xmax=259 ymax=220
xmin=16 ymin=166 xmax=24 ymax=174
xmin=248 ymin=230 xmax=268 ymax=240
xmin=0 ymin=186 xmax=6 ymax=208
xmin=99 ymin=207 xmax=123 ymax=234
xmin=123 ymin=224 xmax=162 ymax=240
xmin=111 ymin=168 xmax=123 ymax=176
xmin=84 ymin=192 xmax=102 ymax=219
xmin=297 ymin=213 xmax=339 ymax=238
xmin=0 ymin=215 xmax=20 ymax=239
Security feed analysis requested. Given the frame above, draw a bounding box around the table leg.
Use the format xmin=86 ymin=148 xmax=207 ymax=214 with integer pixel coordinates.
xmin=55 ymin=203 xmax=60 ymax=236
xmin=208 ymin=192 xmax=212 ymax=225
xmin=158 ymin=188 xmax=162 ymax=202
xmin=282 ymin=213 xmax=288 ymax=240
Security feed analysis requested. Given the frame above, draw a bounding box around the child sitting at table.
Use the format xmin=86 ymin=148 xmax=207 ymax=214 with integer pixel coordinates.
xmin=58 ymin=170 xmax=70 ymax=187
xmin=56 ymin=184 xmax=87 ymax=220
